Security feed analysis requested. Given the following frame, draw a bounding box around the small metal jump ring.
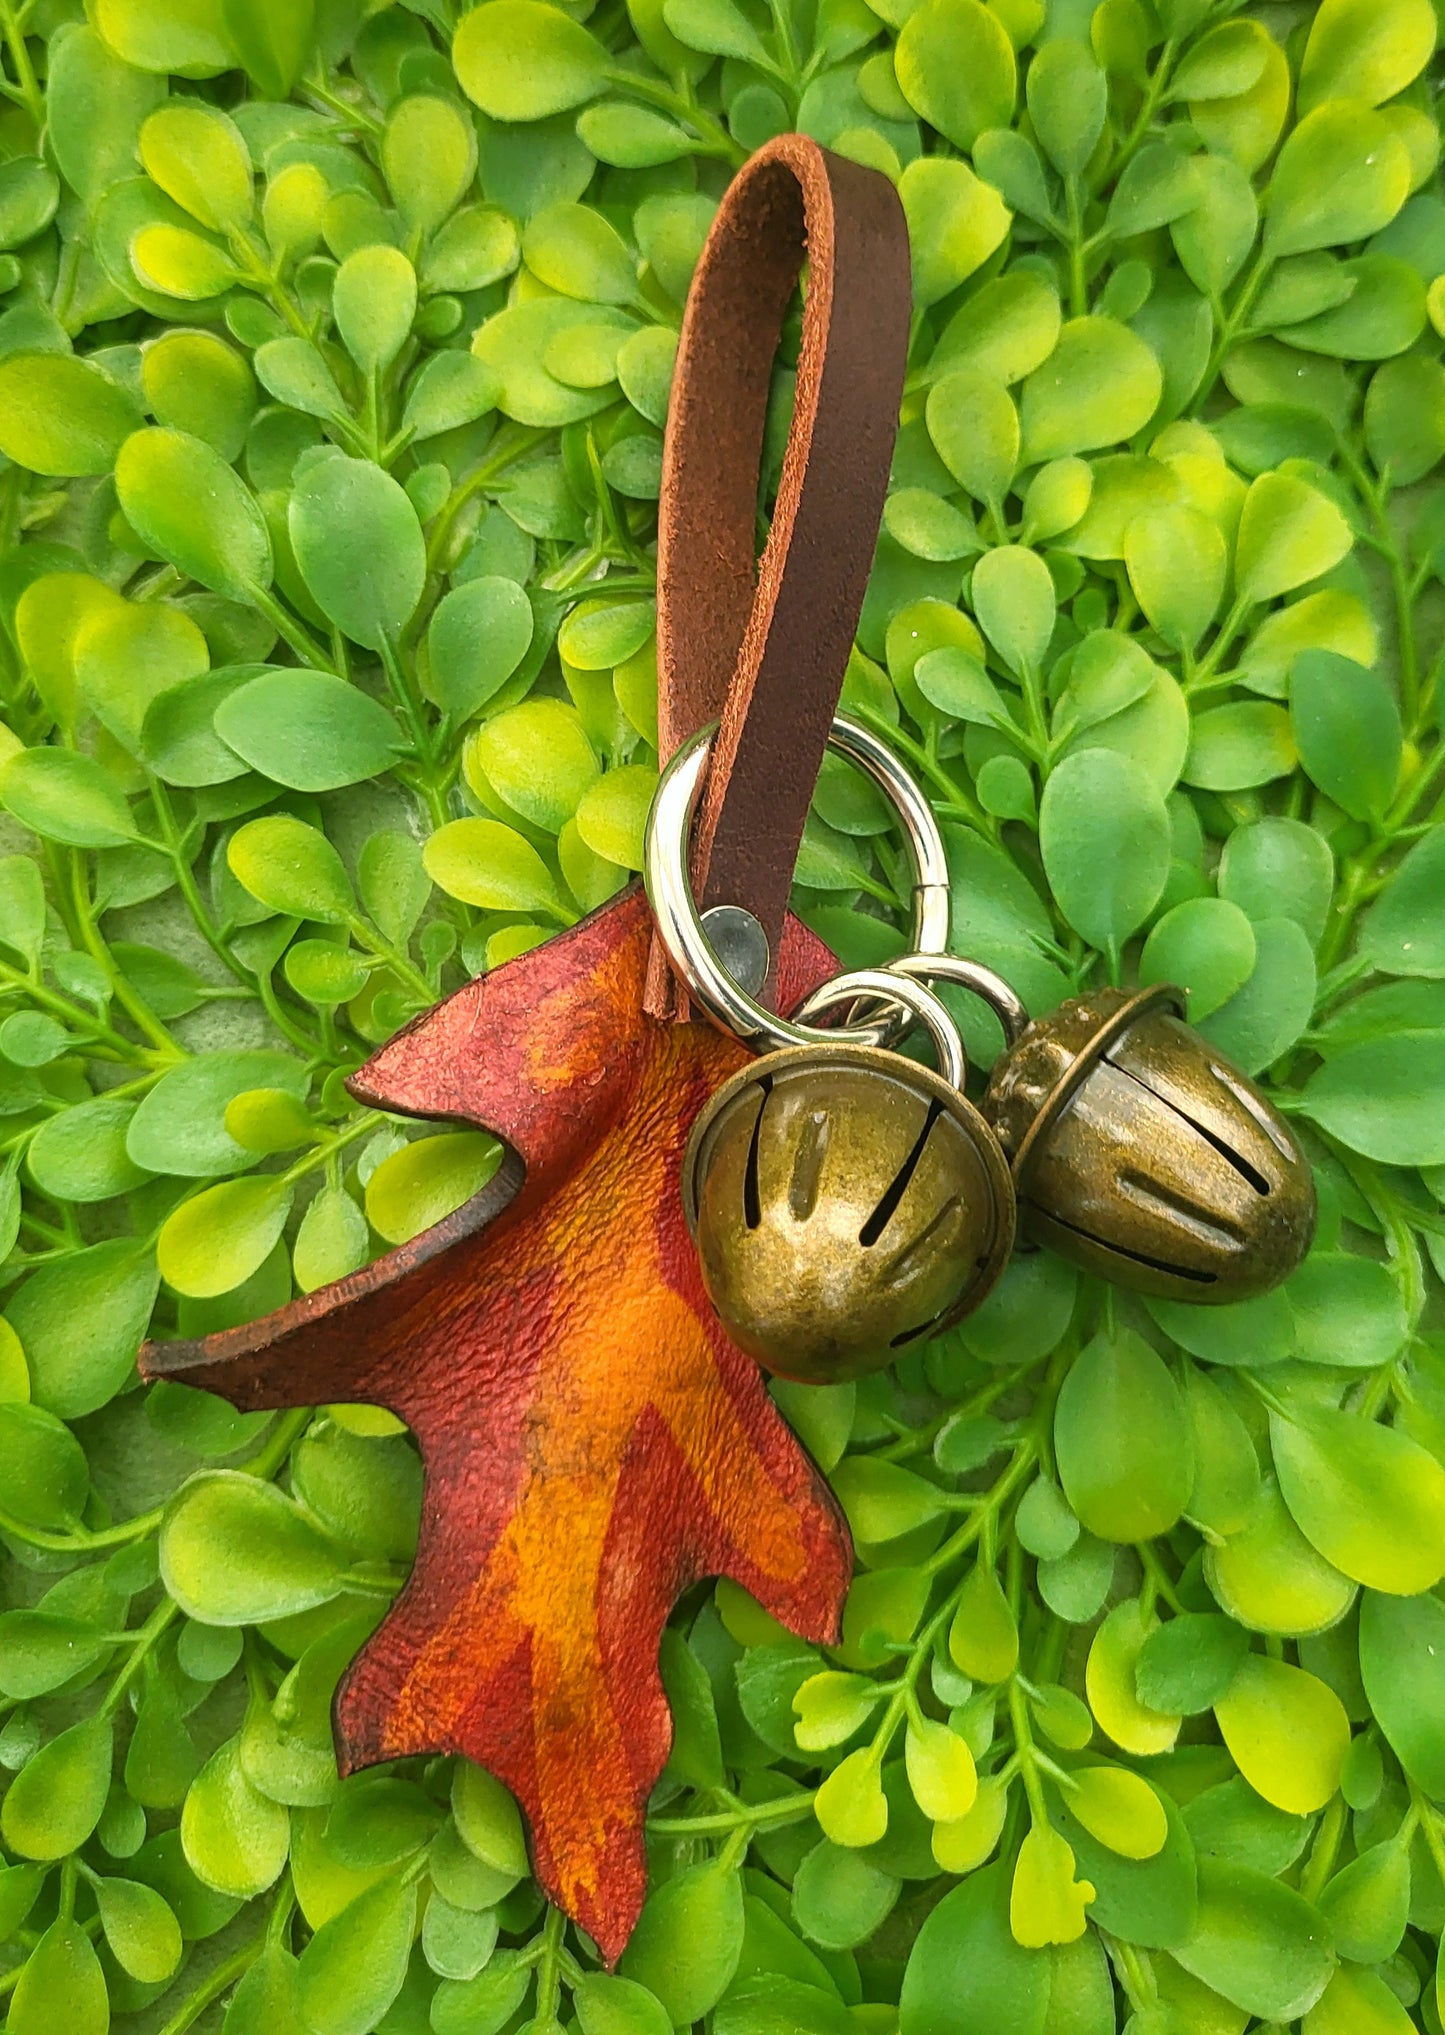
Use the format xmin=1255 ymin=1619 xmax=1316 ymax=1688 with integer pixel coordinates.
xmin=888 ymin=953 xmax=1031 ymax=1048
xmin=791 ymin=968 xmax=967 ymax=1089
xmin=645 ymin=713 xmax=951 ymax=1055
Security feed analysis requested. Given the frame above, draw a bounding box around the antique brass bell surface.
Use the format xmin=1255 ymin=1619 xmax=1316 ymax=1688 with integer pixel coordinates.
xmin=983 ymin=985 xmax=1316 ymax=1302
xmin=646 ymin=718 xmax=1018 ymax=1382
xmin=683 ymin=1041 xmax=1015 ymax=1383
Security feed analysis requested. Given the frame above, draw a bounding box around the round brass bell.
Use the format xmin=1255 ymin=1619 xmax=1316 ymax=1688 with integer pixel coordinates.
xmin=983 ymin=985 xmax=1316 ymax=1303
xmin=683 ymin=1043 xmax=1015 ymax=1384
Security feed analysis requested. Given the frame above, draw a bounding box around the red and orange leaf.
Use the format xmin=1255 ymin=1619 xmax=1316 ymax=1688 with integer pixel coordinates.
xmin=140 ymin=886 xmax=851 ymax=1961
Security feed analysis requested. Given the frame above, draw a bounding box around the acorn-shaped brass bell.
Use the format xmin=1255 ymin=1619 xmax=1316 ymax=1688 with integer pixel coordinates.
xmin=683 ymin=1043 xmax=1015 ymax=1383
xmin=982 ymin=985 xmax=1315 ymax=1302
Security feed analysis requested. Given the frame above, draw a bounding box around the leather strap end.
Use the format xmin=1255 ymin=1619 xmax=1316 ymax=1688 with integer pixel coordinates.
xmin=644 ymin=135 xmax=912 ymax=1024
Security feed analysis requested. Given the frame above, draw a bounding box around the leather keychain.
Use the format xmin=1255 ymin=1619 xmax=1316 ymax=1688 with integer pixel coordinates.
xmin=139 ymin=136 xmax=922 ymax=1964
xmin=645 ymin=133 xmax=911 ymax=1017
xmin=138 ymin=130 xmax=1315 ymax=1970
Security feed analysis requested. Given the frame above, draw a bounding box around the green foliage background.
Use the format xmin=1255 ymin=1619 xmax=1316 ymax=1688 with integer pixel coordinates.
xmin=0 ymin=0 xmax=1444 ymax=2028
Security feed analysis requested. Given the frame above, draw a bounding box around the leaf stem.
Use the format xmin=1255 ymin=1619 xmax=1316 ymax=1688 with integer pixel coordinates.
xmin=0 ymin=0 xmax=43 ymax=130
xmin=151 ymin=1926 xmax=270 ymax=2035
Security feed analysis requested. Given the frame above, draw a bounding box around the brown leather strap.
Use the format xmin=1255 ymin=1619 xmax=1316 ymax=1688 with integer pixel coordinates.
xmin=645 ymin=135 xmax=911 ymax=1019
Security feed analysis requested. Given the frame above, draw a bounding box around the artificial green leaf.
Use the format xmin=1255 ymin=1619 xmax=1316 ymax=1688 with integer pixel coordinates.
xmin=618 ymin=1861 xmax=744 ymax=2023
xmin=214 ymin=670 xmax=402 ymax=790
xmin=0 ymin=1401 xmax=88 ymax=1530
xmin=971 ymin=545 xmax=1054 ymax=674
xmin=94 ymin=1873 xmax=184 ymax=1983
xmin=117 ymin=428 xmax=272 ymax=600
xmin=1358 ymin=819 xmax=1445 ymax=975
xmin=792 ymin=1839 xmax=901 ymax=1951
xmin=5 ymin=1919 xmax=109 ymax=2035
xmin=140 ymin=103 xmax=253 ymax=233
xmin=948 ymin=1559 xmax=1018 ymax=1684
xmin=1172 ymin=1858 xmax=1333 ymax=2021
xmin=1269 ymin=1405 xmax=1445 ymax=1594
xmin=334 ymin=244 xmax=417 ymax=376
xmin=0 ymin=353 xmax=143 ymax=476
xmin=926 ymin=369 xmax=1019 ymax=508
xmin=468 ymin=697 xmax=598 ymax=831
xmin=1298 ymin=0 xmax=1437 ymax=115
xmin=1266 ymin=102 xmax=1411 ymax=258
xmin=159 ymin=1177 xmax=294 ymax=1299
xmin=228 ymin=816 xmax=355 ymax=923
xmin=894 ymin=0 xmax=1016 ymax=151
xmin=77 ymin=591 xmax=211 ymax=757
xmin=1234 ymin=472 xmax=1353 ymax=607
xmin=1358 ymin=1590 xmax=1445 ymax=1798
xmin=423 ymin=818 xmax=566 ymax=918
xmin=1213 ymin=1654 xmax=1348 ymax=1815
xmin=1039 ymin=749 xmax=1170 ymax=955
xmin=426 ymin=578 xmax=534 ymax=719
xmin=452 ymin=0 xmax=607 ymax=118
xmin=1 ymin=1715 xmax=112 ymax=1859
xmin=7 ymin=1238 xmax=158 ymax=1418
xmin=1 ymin=747 xmax=136 ymax=847
xmin=1291 ymin=650 xmax=1401 ymax=821
xmin=1205 ymin=1475 xmax=1356 ymax=1638
xmin=899 ymin=156 xmax=1012 ymax=309
xmin=1020 ymin=317 xmax=1162 ymax=461
xmin=1125 ymin=505 xmax=1226 ymax=652
xmin=289 ymin=456 xmax=425 ymax=649
xmin=1301 ymin=1031 xmax=1445 ymax=1166
xmin=1086 ymin=1600 xmax=1181 ymax=1757
xmin=1135 ymin=1614 xmax=1250 ymax=1717
xmin=363 ymin=1132 xmax=501 ymax=1245
xmin=898 ymin=1863 xmax=1048 ymax=2035
xmin=1217 ymin=817 xmax=1333 ymax=943
xmin=1184 ymin=702 xmax=1297 ymax=791
xmin=160 ymin=1470 xmax=348 ymax=1624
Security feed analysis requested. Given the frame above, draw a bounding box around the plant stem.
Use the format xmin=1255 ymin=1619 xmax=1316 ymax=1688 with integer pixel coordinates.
xmin=0 ymin=0 xmax=43 ymax=129
xmin=151 ymin=1928 xmax=270 ymax=2035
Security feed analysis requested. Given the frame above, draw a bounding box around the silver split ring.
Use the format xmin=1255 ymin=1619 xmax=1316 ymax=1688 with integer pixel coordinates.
xmin=645 ymin=714 xmax=951 ymax=1056
xmin=889 ymin=952 xmax=1031 ymax=1048
xmin=791 ymin=968 xmax=966 ymax=1088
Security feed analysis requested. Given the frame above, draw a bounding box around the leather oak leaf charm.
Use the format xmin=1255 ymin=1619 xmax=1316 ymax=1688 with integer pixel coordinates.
xmin=141 ymin=887 xmax=851 ymax=1961
xmin=143 ymin=127 xmax=911 ymax=1963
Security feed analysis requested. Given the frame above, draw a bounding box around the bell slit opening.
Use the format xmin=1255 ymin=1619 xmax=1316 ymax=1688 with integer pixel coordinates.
xmin=742 ymin=1075 xmax=772 ymax=1231
xmin=859 ymin=1099 xmax=942 ymax=1248
xmin=1110 ymin=1061 xmax=1272 ymax=1196
xmin=1032 ymin=1201 xmax=1218 ymax=1284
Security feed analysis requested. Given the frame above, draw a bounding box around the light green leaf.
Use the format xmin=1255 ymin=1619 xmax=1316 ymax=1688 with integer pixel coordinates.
xmin=1270 ymin=1405 xmax=1445 ymax=1595
xmin=1020 ymin=316 xmax=1162 ymax=461
xmin=1298 ymin=0 xmax=1437 ymax=115
xmin=159 ymin=1177 xmax=294 ymax=1299
xmin=895 ymin=0 xmax=1016 ymax=151
xmin=1 ymin=1715 xmax=112 ymax=1859
xmin=161 ymin=1470 xmax=348 ymax=1624
xmin=1291 ymin=649 xmax=1401 ymax=821
xmin=228 ymin=815 xmax=355 ymax=922
xmin=1265 ymin=102 xmax=1412 ymax=258
xmin=289 ymin=456 xmax=425 ymax=649
xmin=453 ymin=1 xmax=608 ymax=120
xmin=139 ymin=103 xmax=253 ymax=233
xmin=0 ymin=747 xmax=136 ymax=848
xmin=899 ymin=156 xmax=1012 ymax=309
xmin=0 ymin=353 xmax=143 ymax=476
xmin=215 ymin=669 xmax=402 ymax=790
xmin=333 ymin=245 xmax=417 ymax=376
xmin=363 ymin=1132 xmax=501 ymax=1245
xmin=1039 ymin=748 xmax=1170 ymax=954
xmin=116 ymin=427 xmax=273 ymax=599
xmin=423 ymin=818 xmax=566 ymax=918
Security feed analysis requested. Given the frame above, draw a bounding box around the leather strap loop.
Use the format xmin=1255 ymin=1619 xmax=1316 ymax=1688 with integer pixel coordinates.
xmin=645 ymin=134 xmax=911 ymax=1019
